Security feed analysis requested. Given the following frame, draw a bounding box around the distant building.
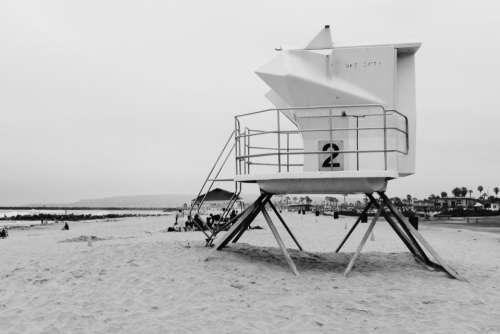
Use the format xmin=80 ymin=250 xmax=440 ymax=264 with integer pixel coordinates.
xmin=412 ymin=199 xmax=435 ymax=212
xmin=435 ymin=197 xmax=478 ymax=209
xmin=489 ymin=203 xmax=500 ymax=211
xmin=286 ymin=203 xmax=312 ymax=212
xmin=486 ymin=198 xmax=500 ymax=211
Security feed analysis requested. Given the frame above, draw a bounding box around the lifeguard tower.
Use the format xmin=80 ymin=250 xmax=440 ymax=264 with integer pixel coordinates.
xmin=195 ymin=26 xmax=462 ymax=280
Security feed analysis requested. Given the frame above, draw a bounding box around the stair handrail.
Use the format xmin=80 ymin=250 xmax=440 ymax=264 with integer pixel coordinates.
xmin=220 ymin=182 xmax=241 ymax=221
xmin=196 ymin=143 xmax=235 ymax=215
xmin=188 ymin=130 xmax=235 ymax=219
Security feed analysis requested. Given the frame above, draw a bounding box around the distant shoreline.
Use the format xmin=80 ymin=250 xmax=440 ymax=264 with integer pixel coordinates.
xmin=423 ymin=215 xmax=500 ymax=234
xmin=0 ymin=206 xmax=180 ymax=211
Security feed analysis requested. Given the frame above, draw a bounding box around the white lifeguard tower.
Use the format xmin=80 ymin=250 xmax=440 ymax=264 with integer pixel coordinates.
xmin=195 ymin=26 xmax=462 ymax=280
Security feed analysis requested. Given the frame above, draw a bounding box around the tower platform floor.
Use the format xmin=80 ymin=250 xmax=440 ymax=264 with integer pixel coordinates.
xmin=234 ymin=170 xmax=397 ymax=194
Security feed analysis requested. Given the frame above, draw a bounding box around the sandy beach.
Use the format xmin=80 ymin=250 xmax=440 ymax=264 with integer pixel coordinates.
xmin=1 ymin=213 xmax=500 ymax=333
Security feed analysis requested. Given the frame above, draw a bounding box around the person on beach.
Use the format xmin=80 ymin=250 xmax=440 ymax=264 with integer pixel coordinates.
xmin=175 ymin=209 xmax=182 ymax=225
xmin=184 ymin=219 xmax=193 ymax=231
xmin=62 ymin=222 xmax=69 ymax=230
xmin=173 ymin=210 xmax=186 ymax=231
xmin=0 ymin=227 xmax=8 ymax=239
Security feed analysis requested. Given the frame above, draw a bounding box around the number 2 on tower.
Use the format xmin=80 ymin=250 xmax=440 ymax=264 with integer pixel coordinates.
xmin=321 ymin=143 xmax=340 ymax=168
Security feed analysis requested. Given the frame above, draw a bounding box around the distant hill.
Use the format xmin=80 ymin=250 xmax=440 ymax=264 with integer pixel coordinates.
xmin=69 ymin=194 xmax=194 ymax=208
xmin=68 ymin=194 xmax=358 ymax=208
xmin=17 ymin=193 xmax=363 ymax=209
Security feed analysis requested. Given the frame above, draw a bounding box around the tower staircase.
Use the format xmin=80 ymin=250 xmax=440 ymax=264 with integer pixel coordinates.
xmin=188 ymin=130 xmax=242 ymax=245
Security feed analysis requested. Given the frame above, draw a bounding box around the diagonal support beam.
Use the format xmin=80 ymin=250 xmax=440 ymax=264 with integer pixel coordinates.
xmin=381 ymin=209 xmax=435 ymax=269
xmin=344 ymin=206 xmax=382 ymax=277
xmin=393 ymin=218 xmax=442 ymax=271
xmin=268 ymin=200 xmax=303 ymax=251
xmin=378 ymin=192 xmax=465 ymax=281
xmin=261 ymin=206 xmax=299 ymax=276
xmin=366 ymin=193 xmax=429 ymax=264
xmin=211 ymin=208 xmax=253 ymax=250
xmin=192 ymin=215 xmax=210 ymax=240
xmin=231 ymin=215 xmax=253 ymax=244
xmin=207 ymin=209 xmax=246 ymax=246
xmin=213 ymin=194 xmax=269 ymax=250
xmin=335 ymin=200 xmax=372 ymax=253
xmin=232 ymin=195 xmax=271 ymax=244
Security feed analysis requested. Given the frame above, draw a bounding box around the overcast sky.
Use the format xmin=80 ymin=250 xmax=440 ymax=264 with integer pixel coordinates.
xmin=1 ymin=0 xmax=500 ymax=205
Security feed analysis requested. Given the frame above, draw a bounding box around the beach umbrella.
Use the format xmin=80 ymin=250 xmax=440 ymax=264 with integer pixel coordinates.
xmin=192 ymin=188 xmax=240 ymax=205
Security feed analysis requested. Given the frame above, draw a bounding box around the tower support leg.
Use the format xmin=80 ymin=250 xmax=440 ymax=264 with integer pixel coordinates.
xmin=377 ymin=191 xmax=465 ymax=281
xmin=207 ymin=193 xmax=301 ymax=275
xmin=366 ymin=193 xmax=430 ymax=265
xmin=261 ymin=206 xmax=299 ymax=276
xmin=205 ymin=191 xmax=463 ymax=280
xmin=343 ymin=206 xmax=382 ymax=277
xmin=268 ymin=200 xmax=303 ymax=251
xmin=232 ymin=200 xmax=266 ymax=243
xmin=206 ymin=209 xmax=245 ymax=247
xmin=335 ymin=200 xmax=372 ymax=253
xmin=213 ymin=193 xmax=270 ymax=250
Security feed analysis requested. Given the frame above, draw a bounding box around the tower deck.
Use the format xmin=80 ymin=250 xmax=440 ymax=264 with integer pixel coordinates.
xmin=233 ymin=104 xmax=408 ymax=194
xmin=235 ymin=170 xmax=396 ymax=194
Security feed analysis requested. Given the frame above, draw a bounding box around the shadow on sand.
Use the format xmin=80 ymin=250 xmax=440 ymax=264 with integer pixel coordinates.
xmin=216 ymin=243 xmax=428 ymax=275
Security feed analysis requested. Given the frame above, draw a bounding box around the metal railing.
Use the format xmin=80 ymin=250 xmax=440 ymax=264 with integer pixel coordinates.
xmin=188 ymin=104 xmax=408 ymax=244
xmin=234 ymin=104 xmax=409 ymax=175
xmin=188 ymin=130 xmax=240 ymax=220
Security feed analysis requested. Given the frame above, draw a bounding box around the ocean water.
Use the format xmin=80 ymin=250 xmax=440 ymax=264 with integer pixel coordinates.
xmin=0 ymin=209 xmax=171 ymax=228
xmin=0 ymin=209 xmax=168 ymax=218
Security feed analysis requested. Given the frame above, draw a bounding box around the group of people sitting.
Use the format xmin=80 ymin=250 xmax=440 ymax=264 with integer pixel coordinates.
xmin=168 ymin=208 xmax=238 ymax=232
xmin=203 ymin=209 xmax=237 ymax=230
xmin=166 ymin=209 xmax=189 ymax=232
xmin=0 ymin=227 xmax=8 ymax=239
xmin=206 ymin=209 xmax=237 ymax=225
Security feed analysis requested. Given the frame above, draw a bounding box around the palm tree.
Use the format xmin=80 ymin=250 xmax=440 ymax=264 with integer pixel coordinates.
xmin=468 ymin=189 xmax=473 ymax=198
xmin=461 ymin=187 xmax=468 ymax=197
xmin=478 ymin=185 xmax=484 ymax=198
xmin=391 ymin=197 xmax=403 ymax=207
xmin=406 ymin=194 xmax=412 ymax=204
xmin=494 ymin=187 xmax=499 ymax=198
xmin=427 ymin=194 xmax=438 ymax=208
xmin=305 ymin=196 xmax=312 ymax=205
xmin=441 ymin=191 xmax=448 ymax=198
xmin=452 ymin=187 xmax=462 ymax=197
xmin=325 ymin=196 xmax=338 ymax=204
xmin=324 ymin=196 xmax=338 ymax=210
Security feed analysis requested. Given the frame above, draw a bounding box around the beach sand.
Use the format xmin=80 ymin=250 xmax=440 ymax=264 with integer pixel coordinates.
xmin=1 ymin=213 xmax=500 ymax=333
